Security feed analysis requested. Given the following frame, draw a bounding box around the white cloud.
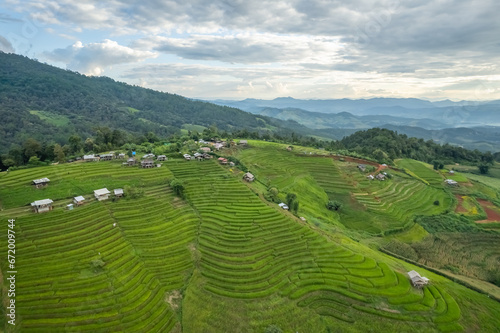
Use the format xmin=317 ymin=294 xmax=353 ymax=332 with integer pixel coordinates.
xmin=42 ymin=39 xmax=157 ymax=75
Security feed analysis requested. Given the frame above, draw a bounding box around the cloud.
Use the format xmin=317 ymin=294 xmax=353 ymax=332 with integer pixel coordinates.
xmin=42 ymin=40 xmax=157 ymax=75
xmin=0 ymin=35 xmax=15 ymax=53
xmin=134 ymin=34 xmax=342 ymax=64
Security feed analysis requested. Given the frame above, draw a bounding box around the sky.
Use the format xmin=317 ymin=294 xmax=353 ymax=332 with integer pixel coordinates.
xmin=1 ymin=0 xmax=500 ymax=101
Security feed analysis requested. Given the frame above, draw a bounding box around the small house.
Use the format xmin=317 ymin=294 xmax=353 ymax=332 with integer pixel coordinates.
xmin=127 ymin=158 xmax=136 ymax=166
xmin=118 ymin=153 xmax=126 ymax=159
xmin=239 ymin=140 xmax=248 ymax=145
xmin=214 ymin=143 xmax=224 ymax=150
xmin=31 ymin=199 xmax=53 ymax=213
xmin=143 ymin=153 xmax=155 ymax=159
xmin=278 ymin=203 xmax=289 ymax=210
xmin=229 ymin=162 xmax=235 ymax=167
xmin=157 ymin=155 xmax=167 ymax=161
xmin=94 ymin=188 xmax=111 ymax=201
xmin=444 ymin=179 xmax=458 ymax=186
xmin=449 ymin=170 xmax=455 ymax=174
xmin=408 ymin=270 xmax=429 ymax=288
xmin=183 ymin=154 xmax=192 ymax=160
xmin=200 ymin=147 xmax=211 ymax=153
xmin=194 ymin=152 xmax=202 ymax=158
xmin=84 ymin=154 xmax=99 ymax=162
xmin=114 ymin=189 xmax=124 ymax=197
xmin=218 ymin=157 xmax=228 ymax=165
xmin=73 ymin=196 xmax=85 ymax=206
xmin=32 ymin=177 xmax=50 ymax=188
xmin=100 ymin=153 xmax=114 ymax=161
xmin=141 ymin=159 xmax=155 ymax=168
xmin=67 ymin=204 xmax=74 ymax=210
xmin=367 ymin=175 xmax=374 ymax=180
xmin=243 ymin=172 xmax=255 ymax=182
xmin=202 ymin=153 xmax=212 ymax=159
xmin=358 ymin=164 xmax=366 ymax=172
xmin=376 ymin=174 xmax=386 ymax=181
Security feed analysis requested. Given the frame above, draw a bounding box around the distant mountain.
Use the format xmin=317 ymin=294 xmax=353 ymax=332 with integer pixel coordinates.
xmin=211 ymin=97 xmax=500 ymax=128
xmin=0 ymin=52 xmax=325 ymax=153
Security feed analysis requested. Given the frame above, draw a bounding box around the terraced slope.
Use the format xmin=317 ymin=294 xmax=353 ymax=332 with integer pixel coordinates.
xmin=396 ymin=159 xmax=444 ymax=186
xmin=167 ymin=161 xmax=465 ymax=332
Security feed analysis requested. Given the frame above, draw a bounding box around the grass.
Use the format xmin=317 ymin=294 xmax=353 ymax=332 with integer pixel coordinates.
xmin=29 ymin=110 xmax=71 ymax=127
xmin=1 ymin=143 xmax=500 ymax=332
xmin=396 ymin=159 xmax=444 ymax=186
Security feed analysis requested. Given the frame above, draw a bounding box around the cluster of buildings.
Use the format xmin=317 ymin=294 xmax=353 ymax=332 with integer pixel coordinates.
xmin=358 ymin=164 xmax=387 ymax=181
xmin=29 ymin=176 xmax=125 ymax=213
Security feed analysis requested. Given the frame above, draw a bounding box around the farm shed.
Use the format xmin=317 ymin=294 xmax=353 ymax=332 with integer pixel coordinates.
xmin=239 ymin=140 xmax=248 ymax=145
xmin=143 ymin=153 xmax=155 ymax=159
xmin=73 ymin=196 xmax=85 ymax=205
xmin=202 ymin=153 xmax=212 ymax=159
xmin=183 ymin=154 xmax=192 ymax=160
xmin=367 ymin=175 xmax=374 ymax=180
xmin=100 ymin=153 xmax=114 ymax=161
xmin=243 ymin=172 xmax=255 ymax=182
xmin=408 ymin=270 xmax=429 ymax=288
xmin=127 ymin=158 xmax=136 ymax=166
xmin=445 ymin=179 xmax=458 ymax=186
xmin=157 ymin=155 xmax=167 ymax=161
xmin=229 ymin=162 xmax=235 ymax=167
xmin=32 ymin=177 xmax=50 ymax=188
xmin=31 ymin=199 xmax=53 ymax=213
xmin=218 ymin=157 xmax=228 ymax=165
xmin=117 ymin=153 xmax=126 ymax=159
xmin=449 ymin=170 xmax=455 ymax=174
xmin=141 ymin=159 xmax=155 ymax=168
xmin=83 ymin=154 xmax=99 ymax=162
xmin=358 ymin=164 xmax=366 ymax=172
xmin=278 ymin=203 xmax=289 ymax=210
xmin=114 ymin=189 xmax=124 ymax=197
xmin=94 ymin=188 xmax=111 ymax=201
xmin=376 ymin=174 xmax=386 ymax=181
xmin=214 ymin=143 xmax=224 ymax=150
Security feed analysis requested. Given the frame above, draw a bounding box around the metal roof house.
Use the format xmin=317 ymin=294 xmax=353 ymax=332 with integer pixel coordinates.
xmin=118 ymin=153 xmax=126 ymax=159
xmin=243 ymin=172 xmax=255 ymax=182
xmin=94 ymin=188 xmax=111 ymax=201
xmin=100 ymin=153 xmax=114 ymax=161
xmin=32 ymin=177 xmax=50 ymax=188
xmin=408 ymin=270 xmax=429 ymax=288
xmin=445 ymin=179 xmax=458 ymax=186
xmin=157 ymin=155 xmax=167 ymax=161
xmin=141 ymin=159 xmax=155 ymax=168
xmin=114 ymin=189 xmax=124 ymax=197
xmin=73 ymin=196 xmax=85 ymax=205
xmin=83 ymin=154 xmax=100 ymax=162
xmin=127 ymin=158 xmax=136 ymax=166
xmin=278 ymin=203 xmax=289 ymax=210
xmin=31 ymin=199 xmax=53 ymax=213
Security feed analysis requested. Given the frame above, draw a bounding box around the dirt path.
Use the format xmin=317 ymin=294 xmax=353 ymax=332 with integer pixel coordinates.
xmin=475 ymin=199 xmax=500 ymax=223
xmin=454 ymin=195 xmax=468 ymax=213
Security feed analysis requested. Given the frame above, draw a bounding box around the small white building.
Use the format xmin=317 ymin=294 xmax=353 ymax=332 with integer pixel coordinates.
xmin=408 ymin=270 xmax=429 ymax=288
xmin=74 ymin=196 xmax=85 ymax=205
xmin=183 ymin=154 xmax=192 ymax=160
xmin=243 ymin=172 xmax=255 ymax=182
xmin=100 ymin=153 xmax=114 ymax=161
xmin=157 ymin=155 xmax=167 ymax=161
xmin=83 ymin=154 xmax=100 ymax=162
xmin=114 ymin=189 xmax=124 ymax=197
xmin=94 ymin=188 xmax=111 ymax=201
xmin=367 ymin=175 xmax=374 ymax=180
xmin=444 ymin=179 xmax=458 ymax=186
xmin=31 ymin=199 xmax=53 ymax=213
xmin=278 ymin=203 xmax=289 ymax=210
xmin=32 ymin=177 xmax=50 ymax=188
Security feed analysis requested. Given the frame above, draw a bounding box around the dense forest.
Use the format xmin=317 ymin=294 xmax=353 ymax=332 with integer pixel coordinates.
xmin=0 ymin=52 xmax=315 ymax=153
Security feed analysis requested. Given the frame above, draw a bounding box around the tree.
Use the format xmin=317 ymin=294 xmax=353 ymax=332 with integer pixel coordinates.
xmin=291 ymin=200 xmax=299 ymax=213
xmin=327 ymin=200 xmax=342 ymax=211
xmin=2 ymin=158 xmax=16 ymax=168
xmin=23 ymin=138 xmax=42 ymax=160
xmin=170 ymin=179 xmax=185 ymax=198
xmin=84 ymin=138 xmax=95 ymax=152
xmin=68 ymin=135 xmax=82 ymax=154
xmin=478 ymin=164 xmax=489 ymax=174
xmin=286 ymin=193 xmax=297 ymax=207
xmin=53 ymin=144 xmax=66 ymax=163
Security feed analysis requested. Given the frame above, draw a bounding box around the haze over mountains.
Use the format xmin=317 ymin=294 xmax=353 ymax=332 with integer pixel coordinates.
xmin=211 ymin=98 xmax=500 ymax=152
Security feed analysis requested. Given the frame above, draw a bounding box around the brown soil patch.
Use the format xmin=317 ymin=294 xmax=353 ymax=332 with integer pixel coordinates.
xmin=165 ymin=290 xmax=182 ymax=310
xmin=475 ymin=199 xmax=500 ymax=223
xmin=455 ymin=195 xmax=468 ymax=213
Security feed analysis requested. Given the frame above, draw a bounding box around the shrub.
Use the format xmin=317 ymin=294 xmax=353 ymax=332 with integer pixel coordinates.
xmin=264 ymin=325 xmax=282 ymax=333
xmin=433 ymin=200 xmax=440 ymax=206
xmin=326 ymin=200 xmax=342 ymax=211
xmin=170 ymin=179 xmax=185 ymax=198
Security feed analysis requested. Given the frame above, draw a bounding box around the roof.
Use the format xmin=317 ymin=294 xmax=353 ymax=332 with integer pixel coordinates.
xmin=83 ymin=154 xmax=95 ymax=159
xmin=244 ymin=172 xmax=254 ymax=178
xmin=114 ymin=189 xmax=124 ymax=195
xmin=31 ymin=199 xmax=53 ymax=206
xmin=94 ymin=188 xmax=110 ymax=196
xmin=445 ymin=179 xmax=458 ymax=184
xmin=158 ymin=155 xmax=166 ymax=158
xmin=141 ymin=159 xmax=154 ymax=163
xmin=74 ymin=196 xmax=85 ymax=202
xmin=33 ymin=177 xmax=50 ymax=184
xmin=239 ymin=140 xmax=248 ymax=144
xmin=127 ymin=158 xmax=135 ymax=161
xmin=118 ymin=153 xmax=125 ymax=156
xmin=408 ymin=270 xmax=421 ymax=279
xmin=100 ymin=153 xmax=113 ymax=157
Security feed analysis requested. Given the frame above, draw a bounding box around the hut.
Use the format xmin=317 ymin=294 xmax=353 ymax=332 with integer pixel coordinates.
xmin=73 ymin=196 xmax=85 ymax=206
xmin=94 ymin=188 xmax=111 ymax=201
xmin=31 ymin=199 xmax=53 ymax=213
xmin=239 ymin=140 xmax=248 ymax=145
xmin=444 ymin=179 xmax=458 ymax=186
xmin=218 ymin=157 xmax=228 ymax=165
xmin=67 ymin=204 xmax=74 ymax=210
xmin=183 ymin=154 xmax=192 ymax=160
xmin=118 ymin=153 xmax=126 ymax=159
xmin=114 ymin=189 xmax=124 ymax=197
xmin=243 ymin=172 xmax=255 ymax=182
xmin=127 ymin=158 xmax=137 ymax=166
xmin=376 ymin=173 xmax=386 ymax=181
xmin=100 ymin=153 xmax=114 ymax=161
xmin=83 ymin=154 xmax=100 ymax=162
xmin=449 ymin=170 xmax=455 ymax=174
xmin=141 ymin=159 xmax=155 ymax=168
xmin=278 ymin=203 xmax=289 ymax=210
xmin=367 ymin=175 xmax=374 ymax=180
xmin=229 ymin=161 xmax=235 ymax=167
xmin=286 ymin=146 xmax=293 ymax=151
xmin=157 ymin=155 xmax=167 ymax=161
xmin=357 ymin=164 xmax=366 ymax=172
xmin=202 ymin=153 xmax=212 ymax=159
xmin=32 ymin=177 xmax=50 ymax=188
xmin=408 ymin=270 xmax=429 ymax=288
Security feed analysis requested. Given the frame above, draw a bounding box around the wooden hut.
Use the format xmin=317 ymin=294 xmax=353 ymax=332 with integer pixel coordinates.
xmin=94 ymin=188 xmax=111 ymax=201
xmin=32 ymin=177 xmax=50 ymax=188
xmin=31 ymin=199 xmax=53 ymax=213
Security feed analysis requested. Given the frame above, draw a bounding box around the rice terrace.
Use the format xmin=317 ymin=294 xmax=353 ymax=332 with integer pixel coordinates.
xmin=1 ymin=140 xmax=500 ymax=333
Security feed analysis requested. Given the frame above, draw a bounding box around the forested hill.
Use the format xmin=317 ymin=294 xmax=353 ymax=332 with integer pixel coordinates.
xmin=0 ymin=52 xmax=309 ymax=152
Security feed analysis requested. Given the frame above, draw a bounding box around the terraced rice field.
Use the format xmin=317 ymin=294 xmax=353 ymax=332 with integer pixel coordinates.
xmin=396 ymin=159 xmax=445 ymax=186
xmin=1 ymin=157 xmax=498 ymax=332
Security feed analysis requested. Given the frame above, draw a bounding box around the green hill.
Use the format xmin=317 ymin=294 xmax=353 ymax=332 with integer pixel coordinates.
xmin=1 ymin=142 xmax=500 ymax=332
